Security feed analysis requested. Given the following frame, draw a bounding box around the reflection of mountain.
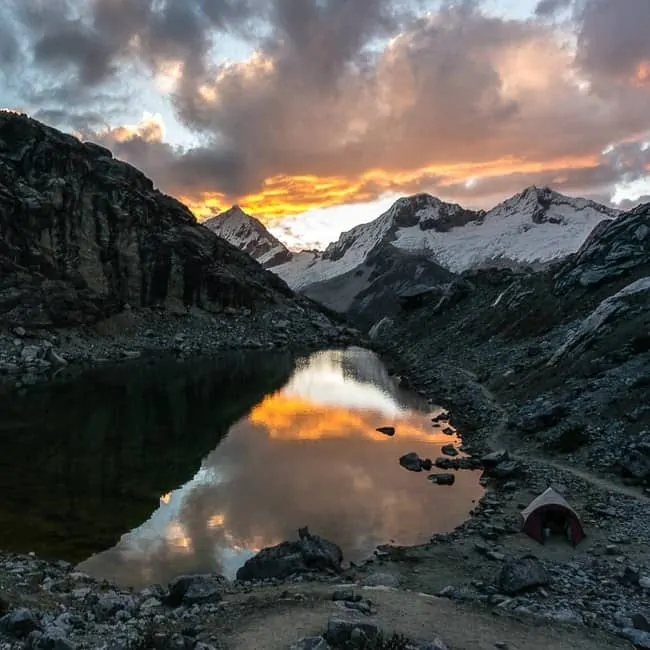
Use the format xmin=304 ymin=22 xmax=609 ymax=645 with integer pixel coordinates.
xmin=80 ymin=349 xmax=482 ymax=588
xmin=0 ymin=351 xmax=294 ymax=561
xmin=288 ymin=347 xmax=423 ymax=412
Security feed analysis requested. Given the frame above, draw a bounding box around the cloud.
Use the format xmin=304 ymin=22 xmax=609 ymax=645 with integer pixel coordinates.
xmin=534 ymin=0 xmax=572 ymax=16
xmin=575 ymin=0 xmax=650 ymax=85
xmin=15 ymin=0 xmax=257 ymax=87
xmin=86 ymin=2 xmax=647 ymax=220
xmin=4 ymin=0 xmax=650 ymax=229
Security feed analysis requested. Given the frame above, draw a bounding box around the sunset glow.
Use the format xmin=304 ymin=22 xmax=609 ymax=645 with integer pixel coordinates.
xmin=2 ymin=0 xmax=649 ymax=246
xmin=248 ymin=393 xmax=450 ymax=443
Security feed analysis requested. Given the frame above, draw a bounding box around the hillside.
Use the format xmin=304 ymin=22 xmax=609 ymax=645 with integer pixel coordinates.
xmin=0 ymin=113 xmax=297 ymax=328
xmin=0 ymin=112 xmax=359 ymax=391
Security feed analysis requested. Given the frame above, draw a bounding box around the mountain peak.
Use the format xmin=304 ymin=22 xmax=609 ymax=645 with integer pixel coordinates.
xmin=203 ymin=206 xmax=292 ymax=268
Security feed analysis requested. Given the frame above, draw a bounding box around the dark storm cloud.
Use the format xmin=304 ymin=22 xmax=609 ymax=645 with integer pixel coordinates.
xmin=575 ymin=0 xmax=650 ymax=82
xmin=16 ymin=0 xmax=258 ymax=86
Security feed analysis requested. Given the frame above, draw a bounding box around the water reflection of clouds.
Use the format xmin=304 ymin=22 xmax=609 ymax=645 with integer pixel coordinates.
xmin=79 ymin=349 xmax=483 ymax=588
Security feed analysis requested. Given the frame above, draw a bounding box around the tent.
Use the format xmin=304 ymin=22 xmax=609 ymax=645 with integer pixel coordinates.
xmin=521 ymin=487 xmax=585 ymax=546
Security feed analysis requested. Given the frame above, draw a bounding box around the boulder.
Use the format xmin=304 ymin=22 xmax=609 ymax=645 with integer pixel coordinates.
xmin=621 ymin=628 xmax=650 ymax=649
xmin=399 ymin=452 xmax=423 ymax=472
xmin=498 ymin=556 xmax=550 ymax=595
xmin=0 ymin=608 xmax=41 ymax=638
xmin=441 ymin=444 xmax=458 ymax=457
xmin=428 ymin=473 xmax=455 ymax=486
xmin=324 ymin=615 xmax=379 ymax=646
xmin=29 ymin=628 xmax=77 ymax=650
xmin=480 ymin=450 xmax=509 ymax=468
xmin=620 ymin=448 xmax=650 ymax=482
xmin=486 ymin=460 xmax=521 ymax=479
xmin=93 ymin=594 xmax=134 ymax=622
xmin=236 ymin=527 xmax=342 ymax=581
xmin=166 ymin=574 xmax=227 ymax=607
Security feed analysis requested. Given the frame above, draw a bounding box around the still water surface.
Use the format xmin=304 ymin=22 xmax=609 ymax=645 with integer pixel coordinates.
xmin=0 ymin=347 xmax=483 ymax=587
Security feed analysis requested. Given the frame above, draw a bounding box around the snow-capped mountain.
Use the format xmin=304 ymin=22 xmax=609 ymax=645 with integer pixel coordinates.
xmin=272 ymin=187 xmax=620 ymax=290
xmin=203 ymin=206 xmax=292 ymax=268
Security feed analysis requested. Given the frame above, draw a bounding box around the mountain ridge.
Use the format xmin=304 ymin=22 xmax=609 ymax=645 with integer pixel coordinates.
xmin=271 ymin=185 xmax=620 ymax=291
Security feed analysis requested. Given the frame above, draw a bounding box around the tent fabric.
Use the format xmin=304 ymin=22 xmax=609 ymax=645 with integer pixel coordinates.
xmin=521 ymin=487 xmax=585 ymax=546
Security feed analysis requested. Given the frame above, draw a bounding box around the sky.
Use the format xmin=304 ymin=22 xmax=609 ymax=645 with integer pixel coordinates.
xmin=1 ymin=0 xmax=650 ymax=249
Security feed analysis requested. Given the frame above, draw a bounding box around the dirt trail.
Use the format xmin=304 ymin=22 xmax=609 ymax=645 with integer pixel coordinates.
xmin=225 ymin=584 xmax=633 ymax=650
xmin=454 ymin=368 xmax=650 ymax=503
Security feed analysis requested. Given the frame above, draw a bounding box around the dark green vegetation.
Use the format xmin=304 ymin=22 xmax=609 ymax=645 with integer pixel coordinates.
xmin=0 ymin=350 xmax=295 ymax=561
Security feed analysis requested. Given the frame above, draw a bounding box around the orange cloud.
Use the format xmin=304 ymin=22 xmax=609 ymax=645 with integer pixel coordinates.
xmin=184 ymin=152 xmax=601 ymax=223
xmin=634 ymin=61 xmax=650 ymax=85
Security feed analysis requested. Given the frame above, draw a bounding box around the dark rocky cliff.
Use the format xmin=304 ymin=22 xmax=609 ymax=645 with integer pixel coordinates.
xmin=0 ymin=112 xmax=293 ymax=328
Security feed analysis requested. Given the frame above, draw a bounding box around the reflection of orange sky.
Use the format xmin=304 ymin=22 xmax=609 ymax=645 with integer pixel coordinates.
xmin=248 ymin=393 xmax=452 ymax=443
xmin=183 ymin=153 xmax=600 ymax=222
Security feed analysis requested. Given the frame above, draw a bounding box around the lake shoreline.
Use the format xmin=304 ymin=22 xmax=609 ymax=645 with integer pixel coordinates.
xmin=0 ymin=304 xmax=363 ymax=395
xmin=1 ymin=344 xmax=649 ymax=649
xmin=358 ymin=341 xmax=650 ymax=646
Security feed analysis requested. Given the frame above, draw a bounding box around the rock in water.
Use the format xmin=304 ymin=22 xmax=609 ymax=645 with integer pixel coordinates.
xmin=376 ymin=426 xmax=395 ymax=436
xmin=0 ymin=113 xmax=294 ymax=328
xmin=236 ymin=527 xmax=342 ymax=581
xmin=441 ymin=444 xmax=458 ymax=456
xmin=428 ymin=473 xmax=455 ymax=485
xmin=399 ymin=452 xmax=423 ymax=471
xmin=498 ymin=556 xmax=550 ymax=595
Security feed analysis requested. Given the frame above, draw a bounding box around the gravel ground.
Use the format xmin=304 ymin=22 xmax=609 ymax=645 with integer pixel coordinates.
xmin=0 ymin=303 xmax=364 ymax=395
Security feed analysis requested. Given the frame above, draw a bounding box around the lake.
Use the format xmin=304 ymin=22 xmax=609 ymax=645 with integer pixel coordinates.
xmin=0 ymin=347 xmax=483 ymax=588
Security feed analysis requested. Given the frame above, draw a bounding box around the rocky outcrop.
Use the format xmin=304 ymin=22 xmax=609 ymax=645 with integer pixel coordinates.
xmin=555 ymin=203 xmax=650 ymax=293
xmin=303 ymin=243 xmax=458 ymax=328
xmin=0 ymin=112 xmax=294 ymax=328
xmin=236 ymin=528 xmax=343 ymax=582
xmin=548 ymin=276 xmax=650 ymax=366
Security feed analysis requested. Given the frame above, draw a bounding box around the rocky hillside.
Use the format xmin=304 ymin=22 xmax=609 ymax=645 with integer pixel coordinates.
xmin=371 ymin=201 xmax=650 ymax=485
xmin=0 ymin=112 xmax=295 ymax=329
xmin=273 ymin=187 xmax=619 ymax=292
xmin=302 ymin=241 xmax=459 ymax=328
xmin=203 ymin=206 xmax=292 ymax=268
